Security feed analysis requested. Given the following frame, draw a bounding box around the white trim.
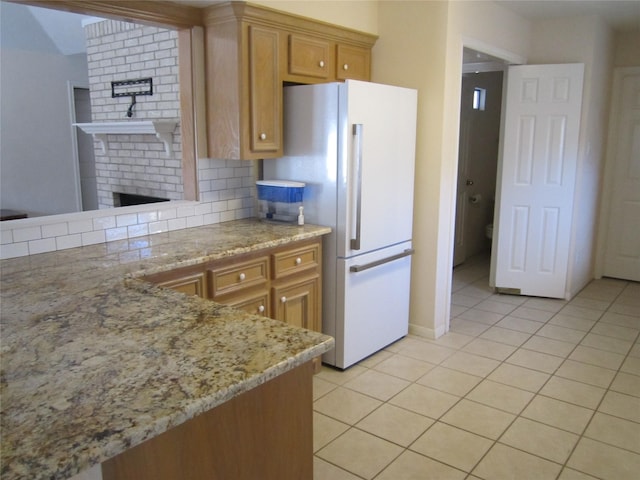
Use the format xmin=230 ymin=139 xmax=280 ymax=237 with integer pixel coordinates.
xmin=67 ymin=81 xmax=89 ymax=212
xmin=594 ymin=66 xmax=640 ymax=278
xmin=462 ymin=36 xmax=527 ymax=67
xmin=73 ymin=120 xmax=178 ymax=155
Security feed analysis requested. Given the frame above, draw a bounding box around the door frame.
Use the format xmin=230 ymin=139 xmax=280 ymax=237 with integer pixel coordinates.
xmin=594 ymin=66 xmax=640 ymax=278
xmin=454 ymin=38 xmax=525 ymax=267
xmin=444 ymin=37 xmax=524 ymax=334
xmin=67 ymin=80 xmax=89 ymax=212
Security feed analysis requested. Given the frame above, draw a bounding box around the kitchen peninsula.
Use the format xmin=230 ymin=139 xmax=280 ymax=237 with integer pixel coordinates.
xmin=0 ymin=219 xmax=333 ymax=480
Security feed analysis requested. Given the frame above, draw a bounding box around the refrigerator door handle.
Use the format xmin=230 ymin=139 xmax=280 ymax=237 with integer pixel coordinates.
xmin=349 ymin=248 xmax=415 ymax=273
xmin=351 ymin=123 xmax=364 ymax=250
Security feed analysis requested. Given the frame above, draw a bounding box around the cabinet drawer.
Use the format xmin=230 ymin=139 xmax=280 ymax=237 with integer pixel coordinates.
xmin=221 ymin=290 xmax=270 ymax=317
xmin=209 ymin=257 xmax=269 ymax=298
xmin=288 ymin=34 xmax=331 ymax=79
xmin=336 ymin=44 xmax=370 ymax=81
xmin=272 ymin=243 xmax=320 ymax=280
xmin=145 ymin=266 xmax=207 ymax=298
xmin=158 ymin=273 xmax=206 ymax=298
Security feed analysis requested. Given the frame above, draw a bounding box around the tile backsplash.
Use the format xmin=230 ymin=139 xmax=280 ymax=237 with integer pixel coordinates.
xmin=0 ymin=159 xmax=256 ymax=260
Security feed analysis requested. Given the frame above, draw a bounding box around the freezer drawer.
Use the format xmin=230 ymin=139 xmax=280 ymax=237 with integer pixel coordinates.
xmin=328 ymin=242 xmax=413 ymax=369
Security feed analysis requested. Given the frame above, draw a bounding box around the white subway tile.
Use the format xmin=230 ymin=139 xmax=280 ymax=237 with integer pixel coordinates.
xmin=56 ymin=234 xmax=82 ymax=250
xmin=13 ymin=226 xmax=42 ymax=242
xmin=148 ymin=220 xmax=168 ymax=234
xmin=0 ymin=228 xmax=13 ymax=244
xmin=93 ymin=216 xmax=117 ymax=230
xmin=41 ymin=223 xmax=69 ymax=238
xmin=176 ymin=205 xmax=196 ymax=217
xmin=116 ymin=213 xmax=138 ymax=228
xmin=167 ymin=217 xmax=186 ymax=231
xmin=186 ymin=216 xmax=204 ymax=228
xmin=195 ymin=203 xmax=212 ymax=216
xmin=105 ymin=227 xmax=128 ymax=242
xmin=69 ymin=219 xmax=95 ymax=234
xmin=211 ymin=201 xmax=228 ymax=213
xmin=137 ymin=211 xmax=158 ymax=224
xmin=127 ymin=224 xmax=149 ymax=238
xmin=220 ymin=211 xmax=236 ymax=222
xmin=0 ymin=242 xmax=29 ymax=259
xmin=203 ymin=212 xmax=221 ymax=225
xmin=29 ymin=238 xmax=57 ymax=255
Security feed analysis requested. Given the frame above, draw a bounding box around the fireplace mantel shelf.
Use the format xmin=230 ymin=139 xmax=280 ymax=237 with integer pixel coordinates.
xmin=73 ymin=120 xmax=178 ymax=156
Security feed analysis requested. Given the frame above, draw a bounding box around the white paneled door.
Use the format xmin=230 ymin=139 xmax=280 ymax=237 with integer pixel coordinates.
xmin=493 ymin=64 xmax=584 ymax=298
xmin=601 ymin=68 xmax=640 ymax=281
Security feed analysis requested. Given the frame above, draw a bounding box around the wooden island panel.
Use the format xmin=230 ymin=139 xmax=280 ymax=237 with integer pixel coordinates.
xmin=102 ymin=361 xmax=313 ymax=480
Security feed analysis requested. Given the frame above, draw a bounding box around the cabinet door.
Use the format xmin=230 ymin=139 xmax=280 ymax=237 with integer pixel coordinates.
xmin=272 ymin=275 xmax=320 ymax=332
xmin=288 ymin=34 xmax=331 ymax=79
xmin=336 ymin=44 xmax=370 ymax=81
xmin=222 ymin=290 xmax=270 ymax=317
xmin=249 ymin=25 xmax=282 ymax=155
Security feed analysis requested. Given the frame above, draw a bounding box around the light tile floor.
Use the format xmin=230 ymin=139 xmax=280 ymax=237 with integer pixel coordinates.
xmin=313 ymin=255 xmax=640 ymax=479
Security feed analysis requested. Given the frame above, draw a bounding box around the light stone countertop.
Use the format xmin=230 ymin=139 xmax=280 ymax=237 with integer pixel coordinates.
xmin=0 ymin=218 xmax=334 ymax=480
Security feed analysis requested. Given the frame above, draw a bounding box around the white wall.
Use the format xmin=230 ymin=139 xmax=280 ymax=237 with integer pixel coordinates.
xmin=528 ymin=15 xmax=614 ymax=298
xmin=372 ymin=0 xmax=532 ymax=338
xmin=0 ymin=2 xmax=89 ymax=216
xmin=254 ymin=0 xmax=378 ymax=34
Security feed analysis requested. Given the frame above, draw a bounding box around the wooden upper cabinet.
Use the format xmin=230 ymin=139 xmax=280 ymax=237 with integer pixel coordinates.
xmin=249 ymin=26 xmax=282 ymax=154
xmin=203 ymin=2 xmax=377 ymax=161
xmin=336 ymin=44 xmax=371 ymax=81
xmin=288 ymin=34 xmax=332 ymax=80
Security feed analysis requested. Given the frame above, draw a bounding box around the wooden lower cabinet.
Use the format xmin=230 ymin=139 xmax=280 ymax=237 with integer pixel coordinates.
xmin=144 ymin=266 xmax=207 ymax=298
xmin=144 ymin=238 xmax=324 ymax=371
xmin=272 ymin=275 xmax=320 ymax=332
xmin=219 ymin=289 xmax=270 ymax=317
xmin=102 ymin=361 xmax=313 ymax=480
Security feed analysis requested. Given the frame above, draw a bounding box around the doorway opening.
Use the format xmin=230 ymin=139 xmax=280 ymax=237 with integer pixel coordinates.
xmin=72 ymin=86 xmax=99 ymax=211
xmin=453 ymin=48 xmax=507 ymax=270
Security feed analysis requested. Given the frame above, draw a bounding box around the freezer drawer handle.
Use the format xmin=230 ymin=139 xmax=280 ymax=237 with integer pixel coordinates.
xmin=350 ymin=123 xmax=364 ymax=250
xmin=349 ymin=248 xmax=415 ymax=273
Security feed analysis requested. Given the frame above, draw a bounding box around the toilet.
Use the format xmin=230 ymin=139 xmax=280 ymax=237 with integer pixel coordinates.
xmin=485 ymin=224 xmax=493 ymax=239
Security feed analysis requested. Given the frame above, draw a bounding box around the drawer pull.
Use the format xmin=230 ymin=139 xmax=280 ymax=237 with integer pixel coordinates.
xmin=319 ymin=60 xmax=325 ymax=68
xmin=343 ymin=63 xmax=349 ymax=71
xmin=280 ymin=296 xmax=287 ymax=303
xmin=258 ymin=305 xmax=265 ymax=313
xmin=259 ymin=133 xmax=267 ymax=140
xmin=295 ymin=257 xmax=302 ymax=265
xmin=239 ymin=273 xmax=246 ymax=281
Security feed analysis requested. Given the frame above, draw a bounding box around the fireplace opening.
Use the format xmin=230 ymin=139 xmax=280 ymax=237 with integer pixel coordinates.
xmin=114 ymin=193 xmax=170 ymax=207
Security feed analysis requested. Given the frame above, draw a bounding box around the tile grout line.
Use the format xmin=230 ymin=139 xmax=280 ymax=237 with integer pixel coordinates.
xmin=313 ymin=276 xmax=639 ymax=479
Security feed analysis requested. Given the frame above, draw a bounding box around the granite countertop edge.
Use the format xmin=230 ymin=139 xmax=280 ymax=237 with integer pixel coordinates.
xmin=0 ymin=219 xmax=333 ymax=480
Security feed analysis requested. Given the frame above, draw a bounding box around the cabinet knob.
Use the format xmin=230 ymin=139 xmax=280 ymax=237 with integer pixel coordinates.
xmin=343 ymin=63 xmax=349 ymax=71
xmin=258 ymin=305 xmax=265 ymax=313
xmin=280 ymin=296 xmax=287 ymax=303
xmin=319 ymin=60 xmax=325 ymax=68
xmin=239 ymin=273 xmax=246 ymax=281
xmin=259 ymin=133 xmax=267 ymax=140
xmin=295 ymin=257 xmax=302 ymax=265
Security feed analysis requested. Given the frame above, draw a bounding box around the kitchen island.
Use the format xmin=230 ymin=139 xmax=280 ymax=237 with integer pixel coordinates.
xmin=0 ymin=219 xmax=333 ymax=480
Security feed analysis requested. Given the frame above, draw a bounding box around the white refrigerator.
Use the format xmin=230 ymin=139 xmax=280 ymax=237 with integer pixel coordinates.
xmin=263 ymin=80 xmax=418 ymax=369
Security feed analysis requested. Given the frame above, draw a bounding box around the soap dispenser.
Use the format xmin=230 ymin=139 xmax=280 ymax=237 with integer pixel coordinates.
xmin=297 ymin=206 xmax=305 ymax=226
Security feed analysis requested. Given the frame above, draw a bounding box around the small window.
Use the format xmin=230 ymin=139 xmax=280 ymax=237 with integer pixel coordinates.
xmin=473 ymin=87 xmax=486 ymax=111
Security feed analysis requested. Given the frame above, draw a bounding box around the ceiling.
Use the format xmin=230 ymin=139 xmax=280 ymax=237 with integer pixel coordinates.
xmin=496 ymin=0 xmax=640 ymax=32
xmin=9 ymin=0 xmax=640 ymax=56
